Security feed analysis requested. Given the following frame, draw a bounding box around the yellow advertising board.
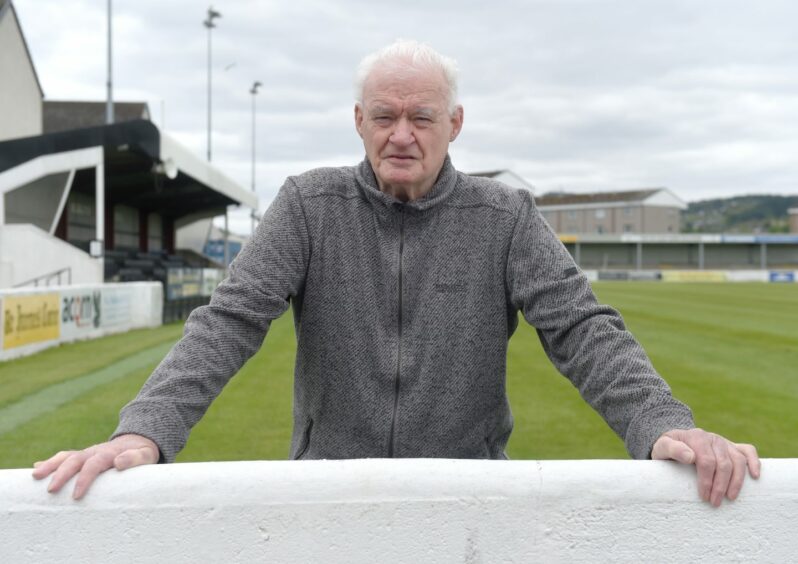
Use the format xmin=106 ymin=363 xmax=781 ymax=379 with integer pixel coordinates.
xmin=661 ymin=270 xmax=727 ymax=283
xmin=2 ymin=294 xmax=60 ymax=349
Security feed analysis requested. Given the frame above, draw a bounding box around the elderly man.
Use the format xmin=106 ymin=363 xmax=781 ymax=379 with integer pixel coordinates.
xmin=34 ymin=40 xmax=759 ymax=504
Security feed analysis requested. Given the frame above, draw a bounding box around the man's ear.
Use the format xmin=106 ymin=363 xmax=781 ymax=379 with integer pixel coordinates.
xmin=354 ymin=103 xmax=364 ymax=139
xmin=449 ymin=105 xmax=464 ymax=142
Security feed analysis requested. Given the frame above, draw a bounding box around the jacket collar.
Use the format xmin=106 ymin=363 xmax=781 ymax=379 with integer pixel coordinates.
xmin=354 ymin=154 xmax=458 ymax=213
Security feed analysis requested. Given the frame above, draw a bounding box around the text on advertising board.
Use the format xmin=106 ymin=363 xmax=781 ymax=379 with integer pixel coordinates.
xmin=2 ymin=294 xmax=60 ymax=349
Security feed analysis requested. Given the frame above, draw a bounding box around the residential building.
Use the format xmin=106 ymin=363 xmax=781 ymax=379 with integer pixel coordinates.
xmin=43 ymin=101 xmax=151 ymax=134
xmin=536 ymin=188 xmax=686 ymax=234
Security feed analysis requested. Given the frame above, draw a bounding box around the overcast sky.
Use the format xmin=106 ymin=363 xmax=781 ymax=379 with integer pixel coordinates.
xmin=13 ymin=0 xmax=798 ymax=234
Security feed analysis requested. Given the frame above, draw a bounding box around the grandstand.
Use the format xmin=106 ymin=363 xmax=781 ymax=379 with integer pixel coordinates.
xmin=0 ymin=0 xmax=256 ymax=338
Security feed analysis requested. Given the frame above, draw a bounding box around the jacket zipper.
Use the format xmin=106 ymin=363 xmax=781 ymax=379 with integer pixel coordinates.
xmin=387 ymin=207 xmax=405 ymax=457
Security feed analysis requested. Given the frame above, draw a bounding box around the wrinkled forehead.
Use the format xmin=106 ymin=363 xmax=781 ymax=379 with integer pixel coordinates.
xmin=362 ymin=62 xmax=450 ymax=107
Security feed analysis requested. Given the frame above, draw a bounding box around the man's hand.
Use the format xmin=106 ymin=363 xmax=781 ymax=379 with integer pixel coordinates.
xmin=652 ymin=428 xmax=760 ymax=507
xmin=31 ymin=434 xmax=160 ymax=500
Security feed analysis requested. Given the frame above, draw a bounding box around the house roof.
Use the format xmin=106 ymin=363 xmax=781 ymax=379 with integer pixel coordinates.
xmin=468 ymin=169 xmax=535 ymax=192
xmin=535 ymin=189 xmax=663 ymax=207
xmin=43 ymin=101 xmax=151 ymax=134
xmin=0 ymin=0 xmax=44 ymax=98
xmin=469 ymin=170 xmax=505 ymax=179
xmin=536 ymin=188 xmax=688 ymax=211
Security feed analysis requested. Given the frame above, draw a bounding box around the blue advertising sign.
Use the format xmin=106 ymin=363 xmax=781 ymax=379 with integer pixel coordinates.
xmin=769 ymin=271 xmax=796 ymax=283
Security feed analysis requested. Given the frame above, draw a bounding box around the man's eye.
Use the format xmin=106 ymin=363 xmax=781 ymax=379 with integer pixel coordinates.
xmin=374 ymin=116 xmax=392 ymax=124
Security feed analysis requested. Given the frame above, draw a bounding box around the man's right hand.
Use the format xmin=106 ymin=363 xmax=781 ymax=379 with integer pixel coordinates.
xmin=31 ymin=434 xmax=160 ymax=500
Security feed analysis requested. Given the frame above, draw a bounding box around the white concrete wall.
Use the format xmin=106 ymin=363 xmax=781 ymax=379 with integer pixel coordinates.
xmin=0 ymin=459 xmax=794 ymax=563
xmin=0 ymin=224 xmax=102 ymax=289
xmin=0 ymin=4 xmax=43 ymax=142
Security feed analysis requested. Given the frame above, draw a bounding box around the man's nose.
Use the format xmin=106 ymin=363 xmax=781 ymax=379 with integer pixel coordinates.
xmin=389 ymin=118 xmax=414 ymax=146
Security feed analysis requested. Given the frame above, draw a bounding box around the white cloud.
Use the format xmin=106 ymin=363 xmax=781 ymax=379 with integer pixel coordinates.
xmin=11 ymin=0 xmax=798 ymax=232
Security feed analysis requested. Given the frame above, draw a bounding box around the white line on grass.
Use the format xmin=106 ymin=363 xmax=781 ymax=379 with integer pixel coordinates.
xmin=0 ymin=342 xmax=174 ymax=435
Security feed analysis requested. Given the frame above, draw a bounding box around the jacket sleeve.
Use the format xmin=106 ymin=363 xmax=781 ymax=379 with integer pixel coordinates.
xmin=111 ymin=179 xmax=310 ymax=462
xmin=505 ymin=191 xmax=694 ymax=459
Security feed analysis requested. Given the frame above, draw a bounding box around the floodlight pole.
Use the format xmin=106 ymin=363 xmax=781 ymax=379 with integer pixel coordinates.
xmin=203 ymin=6 xmax=221 ymax=162
xmin=250 ymin=81 xmax=261 ymax=236
xmin=106 ymin=0 xmax=113 ymax=124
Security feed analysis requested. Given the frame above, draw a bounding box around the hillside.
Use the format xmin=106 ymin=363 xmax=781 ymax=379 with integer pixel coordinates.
xmin=682 ymin=194 xmax=798 ymax=233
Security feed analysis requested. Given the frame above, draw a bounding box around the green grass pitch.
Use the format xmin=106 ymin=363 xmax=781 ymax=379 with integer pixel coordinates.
xmin=0 ymin=282 xmax=795 ymax=469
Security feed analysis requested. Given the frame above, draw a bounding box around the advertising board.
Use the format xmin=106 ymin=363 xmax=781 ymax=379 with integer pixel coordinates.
xmin=167 ymin=268 xmax=203 ymax=299
xmin=201 ymin=269 xmax=224 ymax=296
xmin=2 ymin=293 xmax=60 ymax=350
xmin=769 ymin=271 xmax=796 ymax=283
xmin=661 ymin=271 xmax=728 ymax=282
xmin=598 ymin=271 xmax=629 ymax=281
xmin=0 ymin=283 xmax=162 ymax=362
xmin=101 ymin=286 xmax=134 ymax=328
xmin=628 ymin=271 xmax=663 ymax=281
xmin=60 ymin=289 xmax=102 ymax=340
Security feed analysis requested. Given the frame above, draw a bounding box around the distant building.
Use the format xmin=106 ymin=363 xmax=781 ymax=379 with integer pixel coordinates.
xmin=790 ymin=209 xmax=798 ymax=234
xmin=43 ymin=101 xmax=151 ymax=134
xmin=535 ymin=188 xmax=687 ymax=234
xmin=468 ymin=170 xmax=535 ymax=193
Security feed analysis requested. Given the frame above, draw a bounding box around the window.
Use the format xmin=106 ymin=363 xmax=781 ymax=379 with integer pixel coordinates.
xmin=595 ymin=209 xmax=606 ymax=219
xmin=596 ymin=225 xmax=605 ymax=234
xmin=566 ymin=210 xmax=577 ymax=219
xmin=623 ymin=206 xmax=633 ymax=216
xmin=624 ymin=224 xmax=634 ymax=233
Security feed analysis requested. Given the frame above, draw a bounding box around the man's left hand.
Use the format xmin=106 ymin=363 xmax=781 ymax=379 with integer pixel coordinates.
xmin=652 ymin=428 xmax=760 ymax=507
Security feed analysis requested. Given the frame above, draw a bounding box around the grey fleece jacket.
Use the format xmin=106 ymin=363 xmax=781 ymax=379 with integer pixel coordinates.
xmin=113 ymin=155 xmax=694 ymax=462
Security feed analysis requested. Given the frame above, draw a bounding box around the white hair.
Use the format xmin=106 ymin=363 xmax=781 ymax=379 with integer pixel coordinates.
xmin=354 ymin=39 xmax=460 ymax=115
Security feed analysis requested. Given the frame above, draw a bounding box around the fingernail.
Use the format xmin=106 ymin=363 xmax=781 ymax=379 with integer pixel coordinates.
xmin=33 ymin=461 xmax=42 ymax=467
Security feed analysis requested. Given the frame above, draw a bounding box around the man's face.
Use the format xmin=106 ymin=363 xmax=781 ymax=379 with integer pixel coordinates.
xmin=355 ymin=64 xmax=463 ymax=201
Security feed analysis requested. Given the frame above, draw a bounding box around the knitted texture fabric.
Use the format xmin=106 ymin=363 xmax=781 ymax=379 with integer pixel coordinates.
xmin=113 ymin=156 xmax=694 ymax=462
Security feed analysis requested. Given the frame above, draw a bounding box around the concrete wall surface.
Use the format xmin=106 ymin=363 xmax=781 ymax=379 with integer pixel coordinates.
xmin=1 ymin=458 xmax=794 ymax=563
xmin=0 ymin=224 xmax=102 ymax=289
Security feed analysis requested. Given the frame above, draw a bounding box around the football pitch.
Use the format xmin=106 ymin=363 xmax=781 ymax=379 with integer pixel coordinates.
xmin=0 ymin=282 xmax=795 ymax=469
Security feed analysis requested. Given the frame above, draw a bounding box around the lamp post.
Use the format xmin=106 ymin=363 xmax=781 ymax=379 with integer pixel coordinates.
xmin=250 ymin=81 xmax=262 ymax=235
xmin=106 ymin=0 xmax=113 ymax=124
xmin=203 ymin=6 xmax=222 ymax=162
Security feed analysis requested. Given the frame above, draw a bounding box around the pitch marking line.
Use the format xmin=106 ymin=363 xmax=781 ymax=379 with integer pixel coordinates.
xmin=0 ymin=341 xmax=174 ymax=435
